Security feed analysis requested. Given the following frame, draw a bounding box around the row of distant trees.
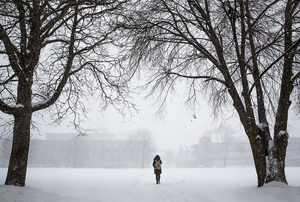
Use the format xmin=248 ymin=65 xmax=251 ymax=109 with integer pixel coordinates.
xmin=0 ymin=0 xmax=299 ymax=187
xmin=0 ymin=129 xmax=156 ymax=169
xmin=0 ymin=128 xmax=183 ymax=169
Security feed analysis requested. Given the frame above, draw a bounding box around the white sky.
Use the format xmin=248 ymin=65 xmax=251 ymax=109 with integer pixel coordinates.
xmin=28 ymin=89 xmax=235 ymax=151
xmin=29 ymin=91 xmax=300 ymax=152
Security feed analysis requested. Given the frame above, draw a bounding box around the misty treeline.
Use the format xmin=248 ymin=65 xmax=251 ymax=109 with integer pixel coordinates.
xmin=0 ymin=130 xmax=157 ymax=169
xmin=0 ymin=0 xmax=299 ymax=187
xmin=127 ymin=129 xmax=156 ymax=169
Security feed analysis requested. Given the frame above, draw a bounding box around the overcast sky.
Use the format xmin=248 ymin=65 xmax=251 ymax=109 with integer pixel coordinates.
xmin=29 ymin=90 xmax=300 ymax=152
xmin=28 ymin=92 xmax=228 ymax=150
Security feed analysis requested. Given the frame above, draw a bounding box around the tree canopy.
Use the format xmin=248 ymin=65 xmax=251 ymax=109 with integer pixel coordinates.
xmin=121 ymin=0 xmax=300 ymax=187
xmin=0 ymin=0 xmax=133 ymax=186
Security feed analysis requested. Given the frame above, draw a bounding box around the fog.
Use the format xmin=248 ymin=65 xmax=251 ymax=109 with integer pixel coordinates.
xmin=1 ymin=84 xmax=300 ymax=166
xmin=31 ymin=93 xmax=240 ymax=152
xmin=31 ymin=92 xmax=300 ymax=153
xmin=1 ymin=80 xmax=300 ymax=202
xmin=1 ymin=1 xmax=300 ymax=201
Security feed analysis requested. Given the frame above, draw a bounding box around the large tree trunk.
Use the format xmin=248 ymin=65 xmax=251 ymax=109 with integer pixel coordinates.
xmin=247 ymin=128 xmax=266 ymax=187
xmin=262 ymin=0 xmax=295 ymax=186
xmin=5 ymin=112 xmax=32 ymax=187
xmin=265 ymin=132 xmax=288 ymax=184
xmin=247 ymin=127 xmax=288 ymax=187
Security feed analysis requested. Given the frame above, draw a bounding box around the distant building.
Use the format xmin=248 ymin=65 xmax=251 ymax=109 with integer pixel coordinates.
xmin=1 ymin=133 xmax=153 ymax=168
xmin=191 ymin=136 xmax=300 ymax=167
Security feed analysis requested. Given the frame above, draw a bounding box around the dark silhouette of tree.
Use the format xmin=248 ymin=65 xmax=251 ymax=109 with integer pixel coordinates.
xmin=122 ymin=0 xmax=300 ymax=187
xmin=0 ymin=0 xmax=133 ymax=186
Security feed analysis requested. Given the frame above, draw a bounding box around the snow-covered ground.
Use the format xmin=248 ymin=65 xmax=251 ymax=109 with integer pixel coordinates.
xmin=0 ymin=167 xmax=299 ymax=202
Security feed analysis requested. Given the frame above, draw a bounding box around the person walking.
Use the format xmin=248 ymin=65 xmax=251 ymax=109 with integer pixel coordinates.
xmin=153 ymin=155 xmax=162 ymax=184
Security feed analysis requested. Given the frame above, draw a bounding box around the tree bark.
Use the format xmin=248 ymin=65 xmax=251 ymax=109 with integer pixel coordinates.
xmin=5 ymin=69 xmax=32 ymax=186
xmin=243 ymin=125 xmax=266 ymax=187
xmin=263 ymin=0 xmax=297 ymax=186
xmin=265 ymin=132 xmax=288 ymax=184
xmin=241 ymin=120 xmax=288 ymax=187
xmin=5 ymin=112 xmax=32 ymax=187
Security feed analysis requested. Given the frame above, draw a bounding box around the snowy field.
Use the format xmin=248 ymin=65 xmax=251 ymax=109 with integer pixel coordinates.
xmin=0 ymin=167 xmax=300 ymax=202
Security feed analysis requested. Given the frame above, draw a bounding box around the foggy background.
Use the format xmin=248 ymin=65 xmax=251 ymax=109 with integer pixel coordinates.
xmin=1 ymin=86 xmax=300 ymax=169
xmin=30 ymin=92 xmax=300 ymax=153
xmin=31 ymin=94 xmax=241 ymax=151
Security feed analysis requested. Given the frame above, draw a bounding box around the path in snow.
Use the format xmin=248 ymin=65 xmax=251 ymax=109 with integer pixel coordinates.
xmin=1 ymin=167 xmax=300 ymax=202
xmin=24 ymin=168 xmax=193 ymax=202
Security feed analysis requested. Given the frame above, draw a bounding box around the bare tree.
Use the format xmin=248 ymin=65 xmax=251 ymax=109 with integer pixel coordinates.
xmin=126 ymin=129 xmax=156 ymax=168
xmin=211 ymin=127 xmax=237 ymax=167
xmin=163 ymin=149 xmax=176 ymax=167
xmin=0 ymin=0 xmax=133 ymax=186
xmin=122 ymin=0 xmax=300 ymax=187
